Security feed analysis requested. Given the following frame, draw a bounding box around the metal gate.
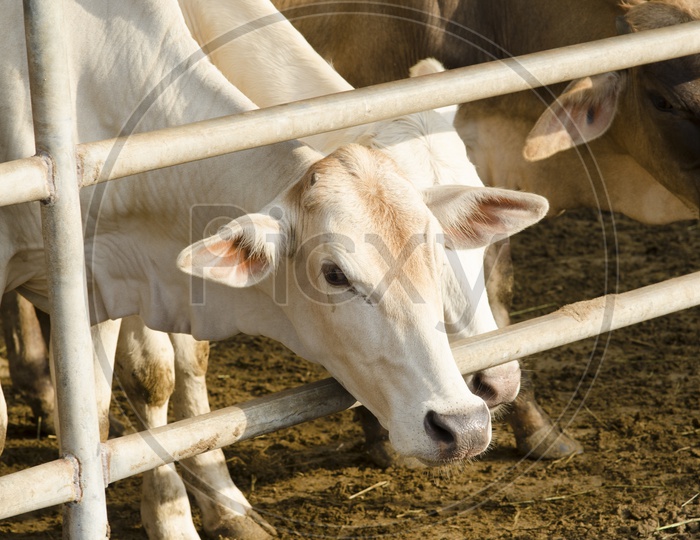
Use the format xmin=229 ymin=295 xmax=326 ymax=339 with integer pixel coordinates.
xmin=0 ymin=1 xmax=699 ymax=537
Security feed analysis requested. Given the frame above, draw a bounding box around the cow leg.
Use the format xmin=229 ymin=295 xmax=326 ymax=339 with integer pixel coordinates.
xmin=91 ymin=318 xmax=122 ymax=441
xmin=170 ymin=334 xmax=275 ymax=540
xmin=485 ymin=240 xmax=583 ymax=459
xmin=503 ymin=374 xmax=583 ymax=459
xmin=1 ymin=291 xmax=55 ymax=435
xmin=45 ymin=318 xmax=121 ymax=445
xmin=115 ymin=316 xmax=200 ymax=540
xmin=1 ymin=295 xmax=125 ymax=440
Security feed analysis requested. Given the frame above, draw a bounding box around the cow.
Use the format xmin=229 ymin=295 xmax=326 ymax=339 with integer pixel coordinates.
xmin=111 ymin=0 xmax=546 ymax=533
xmin=0 ymin=1 xmax=547 ymax=538
xmin=174 ymin=0 xmax=581 ymax=469
xmin=270 ymin=0 xmax=700 ymax=458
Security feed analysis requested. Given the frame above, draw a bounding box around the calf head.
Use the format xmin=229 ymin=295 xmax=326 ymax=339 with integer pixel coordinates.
xmin=523 ymin=0 xmax=700 ymax=214
xmin=178 ymin=144 xmax=547 ymax=464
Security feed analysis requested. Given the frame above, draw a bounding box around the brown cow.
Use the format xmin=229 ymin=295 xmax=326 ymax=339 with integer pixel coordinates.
xmin=274 ymin=0 xmax=699 ymax=221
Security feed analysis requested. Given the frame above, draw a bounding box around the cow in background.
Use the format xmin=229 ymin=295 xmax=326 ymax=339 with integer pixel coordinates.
xmin=273 ymin=0 xmax=699 ymax=222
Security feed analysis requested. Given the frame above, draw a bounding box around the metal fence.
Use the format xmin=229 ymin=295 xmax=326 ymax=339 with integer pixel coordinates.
xmin=1 ymin=1 xmax=699 ymax=537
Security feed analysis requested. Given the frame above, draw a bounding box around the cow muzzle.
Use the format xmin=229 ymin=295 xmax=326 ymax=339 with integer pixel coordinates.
xmin=421 ymin=404 xmax=491 ymax=464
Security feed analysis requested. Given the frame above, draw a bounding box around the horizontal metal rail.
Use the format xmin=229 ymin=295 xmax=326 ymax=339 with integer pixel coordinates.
xmin=0 ymin=457 xmax=78 ymax=520
xmin=0 ymin=156 xmax=50 ymax=206
xmin=99 ymin=270 xmax=700 ymax=480
xmin=3 ymin=270 xmax=699 ymax=517
xmin=450 ymin=270 xmax=700 ymax=372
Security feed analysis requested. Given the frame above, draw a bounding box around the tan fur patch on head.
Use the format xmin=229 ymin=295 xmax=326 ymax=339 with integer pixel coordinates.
xmin=283 ymin=144 xmax=440 ymax=296
xmin=297 ymin=144 xmax=428 ymax=253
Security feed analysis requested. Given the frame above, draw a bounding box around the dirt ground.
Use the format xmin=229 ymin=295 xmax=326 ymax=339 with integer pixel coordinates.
xmin=0 ymin=207 xmax=699 ymax=539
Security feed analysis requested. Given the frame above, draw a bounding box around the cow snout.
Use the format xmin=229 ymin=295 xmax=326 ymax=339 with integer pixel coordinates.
xmin=423 ymin=406 xmax=491 ymax=462
xmin=467 ymin=361 xmax=521 ymax=409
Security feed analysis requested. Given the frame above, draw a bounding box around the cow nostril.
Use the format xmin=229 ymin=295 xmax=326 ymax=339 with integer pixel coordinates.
xmin=468 ymin=372 xmax=498 ymax=404
xmin=424 ymin=410 xmax=456 ymax=446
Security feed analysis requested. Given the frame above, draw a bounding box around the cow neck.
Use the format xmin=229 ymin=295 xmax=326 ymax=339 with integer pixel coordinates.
xmin=64 ymin=0 xmax=318 ymax=339
xmin=77 ymin=0 xmax=319 ymax=237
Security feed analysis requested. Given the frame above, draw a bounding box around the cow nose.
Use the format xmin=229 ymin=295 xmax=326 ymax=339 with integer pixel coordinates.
xmin=423 ymin=407 xmax=491 ymax=461
xmin=468 ymin=372 xmax=500 ymax=406
xmin=467 ymin=365 xmax=521 ymax=408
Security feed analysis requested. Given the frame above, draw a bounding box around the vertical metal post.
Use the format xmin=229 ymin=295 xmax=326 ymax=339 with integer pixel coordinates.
xmin=23 ymin=1 xmax=109 ymax=537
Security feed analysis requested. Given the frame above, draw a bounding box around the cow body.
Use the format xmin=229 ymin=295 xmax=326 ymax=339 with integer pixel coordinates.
xmin=274 ymin=0 xmax=700 ymax=223
xmin=0 ymin=1 xmax=547 ymax=538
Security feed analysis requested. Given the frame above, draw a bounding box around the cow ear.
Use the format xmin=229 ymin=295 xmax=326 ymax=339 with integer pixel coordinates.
xmin=523 ymin=72 xmax=624 ymax=161
xmin=409 ymin=57 xmax=446 ymax=78
xmin=177 ymin=213 xmax=285 ymax=288
xmin=409 ymin=58 xmax=458 ymax=126
xmin=423 ymin=185 xmax=549 ymax=249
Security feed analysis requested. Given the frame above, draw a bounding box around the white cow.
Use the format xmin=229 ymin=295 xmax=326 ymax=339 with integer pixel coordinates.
xmin=101 ymin=1 xmax=547 ymax=536
xmin=0 ymin=0 xmax=548 ymax=538
xmin=85 ymin=1 xmax=549 ymax=536
xmin=177 ymin=0 xmax=540 ymax=458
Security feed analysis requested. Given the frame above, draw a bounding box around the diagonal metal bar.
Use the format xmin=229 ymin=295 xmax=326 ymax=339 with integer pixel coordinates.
xmin=102 ymin=271 xmax=700 ymax=484
xmin=2 ymin=21 xmax=699 ymax=207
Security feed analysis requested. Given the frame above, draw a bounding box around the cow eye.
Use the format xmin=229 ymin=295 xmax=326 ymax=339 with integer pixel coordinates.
xmin=322 ymin=262 xmax=349 ymax=287
xmin=650 ymin=92 xmax=674 ymax=112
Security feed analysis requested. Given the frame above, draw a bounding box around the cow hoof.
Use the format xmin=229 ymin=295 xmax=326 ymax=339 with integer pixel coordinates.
xmin=505 ymin=386 xmax=584 ymax=460
xmin=515 ymin=424 xmax=583 ymax=460
xmin=208 ymin=510 xmax=276 ymax=539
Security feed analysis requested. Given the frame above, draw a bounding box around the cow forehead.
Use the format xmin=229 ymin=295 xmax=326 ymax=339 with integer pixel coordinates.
xmin=296 ymin=145 xmax=434 ymax=246
xmin=624 ymin=0 xmax=700 ymax=105
xmin=372 ymin=113 xmax=481 ymax=189
xmin=624 ymin=0 xmax=700 ymax=114
xmin=286 ymin=145 xmax=442 ymax=286
xmin=625 ymin=0 xmax=700 ymax=30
